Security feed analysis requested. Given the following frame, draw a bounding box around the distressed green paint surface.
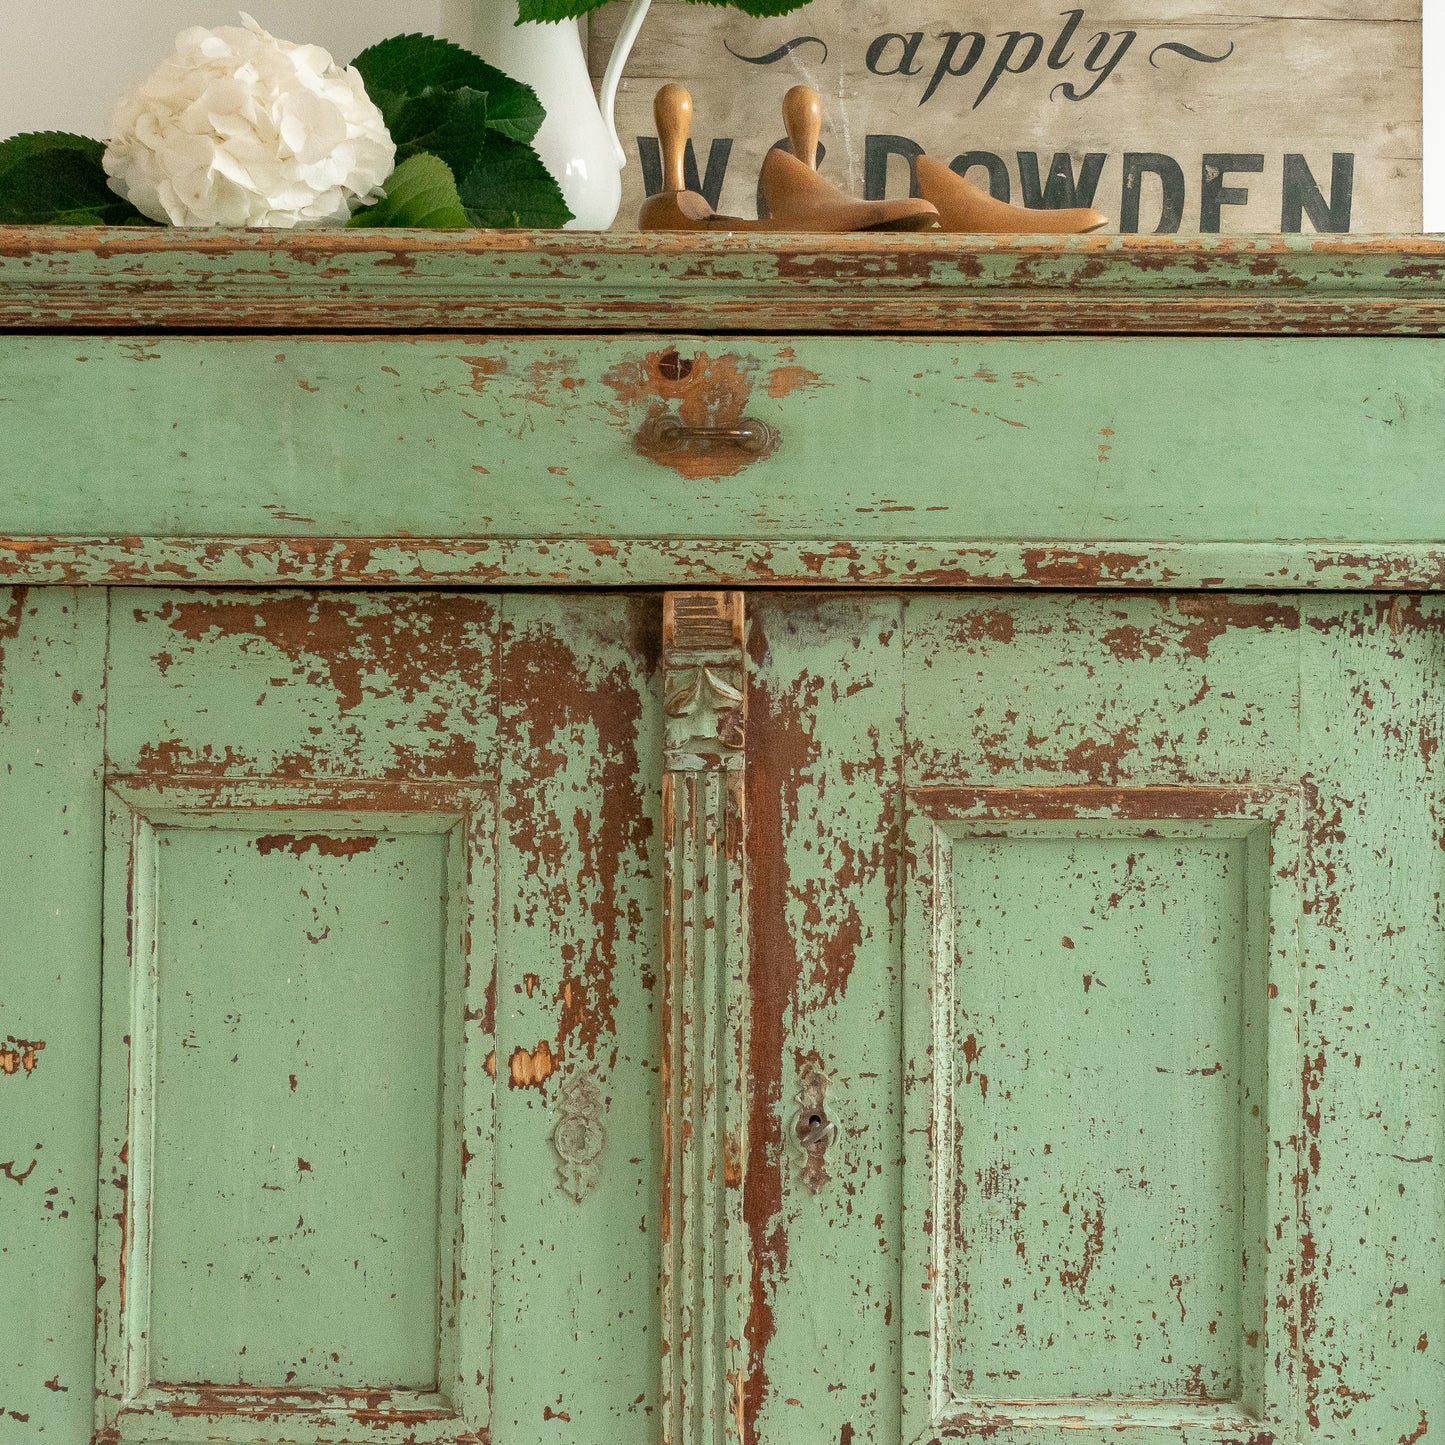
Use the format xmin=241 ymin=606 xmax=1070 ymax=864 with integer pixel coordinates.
xmin=904 ymin=595 xmax=1304 ymax=787
xmin=900 ymin=598 xmax=1301 ymax=1444
xmin=2 ymin=231 xmax=1444 ymax=334
xmin=745 ymin=596 xmax=906 ymax=1445
xmin=746 ymin=593 xmax=1440 ymax=1445
xmin=1 ymin=337 xmax=1444 ymax=548
xmin=2 ymin=582 xmax=1441 ymax=1445
xmin=105 ymin=590 xmax=499 ymax=781
xmin=491 ymin=594 xmax=663 ymax=1442
xmin=145 ymin=824 xmax=453 ymax=1389
xmin=938 ymin=824 xmax=1265 ymax=1403
xmin=0 ymin=589 xmax=106 ymax=1441
xmin=89 ymin=589 xmax=666 ymax=1444
xmin=1296 ymin=599 xmax=1445 ymax=1444
xmin=97 ymin=593 xmax=498 ymax=1443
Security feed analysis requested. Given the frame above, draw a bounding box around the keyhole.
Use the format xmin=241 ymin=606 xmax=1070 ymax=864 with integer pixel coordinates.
xmin=797 ymin=1111 xmax=828 ymax=1145
xmin=658 ymin=349 xmax=694 ymax=382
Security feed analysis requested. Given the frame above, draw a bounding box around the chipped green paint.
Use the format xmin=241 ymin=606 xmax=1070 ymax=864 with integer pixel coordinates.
xmin=13 ymin=589 xmax=664 ymax=1445
xmin=0 ymin=235 xmax=1442 ymax=1445
xmin=0 ymin=589 xmax=106 ymax=1442
xmin=2 ymin=230 xmax=1445 ymax=335
xmin=744 ymin=594 xmax=1441 ymax=1445
xmin=0 ymin=337 xmax=1444 ymax=572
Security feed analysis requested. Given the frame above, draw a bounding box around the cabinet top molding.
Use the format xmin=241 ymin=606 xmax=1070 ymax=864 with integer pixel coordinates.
xmin=1 ymin=227 xmax=1442 ymax=335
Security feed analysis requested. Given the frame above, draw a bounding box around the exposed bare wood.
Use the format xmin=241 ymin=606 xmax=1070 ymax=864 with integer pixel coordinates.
xmin=2 ymin=230 xmax=1445 ymax=334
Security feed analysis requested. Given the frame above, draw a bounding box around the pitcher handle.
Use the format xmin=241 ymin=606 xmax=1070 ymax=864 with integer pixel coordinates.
xmin=598 ymin=0 xmax=652 ymax=169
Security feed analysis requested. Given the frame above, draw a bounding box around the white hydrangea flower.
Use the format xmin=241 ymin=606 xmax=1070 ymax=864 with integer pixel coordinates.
xmin=102 ymin=14 xmax=395 ymax=228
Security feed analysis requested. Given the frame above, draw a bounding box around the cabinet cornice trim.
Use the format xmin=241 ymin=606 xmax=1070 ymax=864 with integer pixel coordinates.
xmin=4 ymin=535 xmax=1445 ymax=592
xmin=2 ymin=230 xmax=1444 ymax=335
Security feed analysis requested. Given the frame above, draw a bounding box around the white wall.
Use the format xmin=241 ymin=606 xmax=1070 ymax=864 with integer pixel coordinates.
xmin=0 ymin=1 xmax=471 ymax=140
xmin=1 ymin=0 xmax=1439 ymax=229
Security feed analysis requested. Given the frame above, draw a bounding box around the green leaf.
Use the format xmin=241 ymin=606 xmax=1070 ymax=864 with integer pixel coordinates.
xmin=457 ymin=135 xmax=573 ymax=229
xmin=351 ymin=33 xmax=544 ymax=144
xmin=0 ymin=131 xmax=154 ymax=225
xmin=347 ymin=152 xmax=471 ymax=228
xmin=685 ymin=0 xmax=815 ymax=10
xmin=391 ymin=86 xmax=491 ymax=173
xmin=515 ymin=0 xmax=607 ymax=17
xmin=519 ymin=0 xmax=813 ymax=14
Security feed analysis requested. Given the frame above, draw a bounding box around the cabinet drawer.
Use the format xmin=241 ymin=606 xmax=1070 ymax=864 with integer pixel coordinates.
xmin=1 ymin=335 xmax=1443 ymax=588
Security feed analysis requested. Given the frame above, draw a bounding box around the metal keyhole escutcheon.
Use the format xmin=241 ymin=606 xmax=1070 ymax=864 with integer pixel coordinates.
xmin=792 ymin=1067 xmax=835 ymax=1194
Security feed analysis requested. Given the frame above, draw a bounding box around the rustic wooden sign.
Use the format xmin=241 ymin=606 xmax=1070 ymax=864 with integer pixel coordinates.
xmin=590 ymin=0 xmax=1422 ymax=232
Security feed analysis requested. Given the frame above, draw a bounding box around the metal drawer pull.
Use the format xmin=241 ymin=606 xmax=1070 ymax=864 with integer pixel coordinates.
xmin=640 ymin=413 xmax=779 ymax=454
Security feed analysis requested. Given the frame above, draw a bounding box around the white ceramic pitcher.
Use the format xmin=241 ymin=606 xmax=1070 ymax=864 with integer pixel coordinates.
xmin=463 ymin=0 xmax=653 ymax=230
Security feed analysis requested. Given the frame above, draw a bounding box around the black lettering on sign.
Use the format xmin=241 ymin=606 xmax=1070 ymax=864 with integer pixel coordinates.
xmin=1282 ymin=153 xmax=1354 ymax=232
xmin=732 ymin=9 xmax=1237 ymax=109
xmin=1120 ymin=153 xmax=1185 ymax=233
xmin=977 ymin=31 xmax=1045 ymax=107
xmin=725 ymin=35 xmax=828 ymax=65
xmin=1049 ymin=10 xmax=1085 ymax=68
xmin=922 ymin=32 xmax=985 ymax=106
xmin=1150 ymin=39 xmax=1235 ymax=67
xmin=637 ymin=135 xmax=734 ymax=209
xmin=867 ymin=33 xmax=926 ymax=76
xmin=1052 ymin=29 xmax=1136 ymax=101
xmin=865 ymin=135 xmax=924 ymax=200
xmin=1200 ymin=153 xmax=1265 ymax=232
xmin=633 ymin=137 xmax=1358 ymax=236
xmin=1018 ymin=151 xmax=1107 ymax=208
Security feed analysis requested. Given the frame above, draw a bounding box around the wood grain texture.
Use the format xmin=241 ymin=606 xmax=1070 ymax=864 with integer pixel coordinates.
xmin=1294 ymin=597 xmax=1445 ymax=1445
xmin=93 ymin=591 xmax=669 ymax=1444
xmin=5 ymin=537 xmax=1445 ymax=592
xmin=738 ymin=592 xmax=1441 ymax=1445
xmin=2 ymin=231 xmax=1445 ymax=335
xmin=744 ymin=595 xmax=905 ymax=1445
xmin=661 ymin=592 xmax=750 ymax=1445
xmin=595 ymin=0 xmax=1421 ymax=232
xmin=2 ymin=335 xmax=1445 ymax=596
xmin=97 ymin=592 xmax=498 ymax=1444
xmin=493 ymin=594 xmax=664 ymax=1441
xmin=0 ymin=588 xmax=106 ymax=1442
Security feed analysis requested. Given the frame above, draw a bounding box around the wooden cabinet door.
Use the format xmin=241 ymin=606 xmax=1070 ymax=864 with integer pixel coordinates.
xmin=743 ymin=593 xmax=1442 ymax=1445
xmin=4 ymin=585 xmax=1440 ymax=1445
xmin=2 ymin=589 xmax=665 ymax=1445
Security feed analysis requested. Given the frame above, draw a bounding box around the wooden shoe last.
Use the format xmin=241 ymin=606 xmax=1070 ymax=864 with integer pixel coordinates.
xmin=915 ymin=155 xmax=1107 ymax=234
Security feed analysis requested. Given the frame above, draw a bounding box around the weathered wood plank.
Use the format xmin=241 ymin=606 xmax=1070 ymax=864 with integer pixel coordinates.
xmin=744 ymin=594 xmax=905 ymax=1445
xmin=96 ymin=592 xmax=500 ymax=1442
xmin=2 ymin=337 xmax=1444 ymax=568
xmin=660 ymin=591 xmax=750 ymax=1445
xmin=4 ymin=537 xmax=1445 ymax=592
xmin=494 ymin=594 xmax=665 ymax=1440
xmin=2 ymin=231 xmax=1445 ymax=335
xmin=1296 ymin=597 xmax=1444 ymax=1444
xmin=595 ymin=1 xmax=1421 ymax=233
xmin=0 ymin=588 xmax=106 ymax=1442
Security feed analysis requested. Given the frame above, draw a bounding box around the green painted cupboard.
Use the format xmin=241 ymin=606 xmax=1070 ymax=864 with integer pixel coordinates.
xmin=0 ymin=231 xmax=1441 ymax=1445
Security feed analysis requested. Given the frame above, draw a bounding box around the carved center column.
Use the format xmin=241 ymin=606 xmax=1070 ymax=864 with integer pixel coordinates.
xmin=661 ymin=591 xmax=749 ymax=1445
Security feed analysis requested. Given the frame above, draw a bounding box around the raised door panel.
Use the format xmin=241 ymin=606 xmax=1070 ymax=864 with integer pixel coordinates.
xmin=96 ymin=590 xmax=664 ymax=1445
xmin=745 ymin=593 xmax=1444 ymax=1445
xmin=904 ymin=793 xmax=1300 ymax=1443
